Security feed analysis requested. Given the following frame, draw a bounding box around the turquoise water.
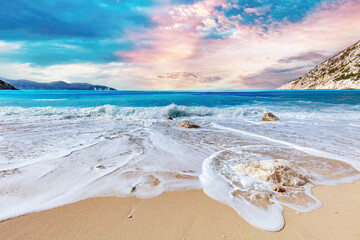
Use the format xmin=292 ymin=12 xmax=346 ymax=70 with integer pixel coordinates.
xmin=0 ymin=90 xmax=360 ymax=231
xmin=1 ymin=90 xmax=359 ymax=108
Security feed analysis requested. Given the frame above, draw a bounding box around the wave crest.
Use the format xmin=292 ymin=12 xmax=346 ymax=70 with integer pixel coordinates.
xmin=0 ymin=104 xmax=265 ymax=121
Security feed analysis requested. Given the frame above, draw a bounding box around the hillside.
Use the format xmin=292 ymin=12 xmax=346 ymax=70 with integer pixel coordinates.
xmin=278 ymin=41 xmax=360 ymax=90
xmin=0 ymin=78 xmax=116 ymax=90
xmin=0 ymin=79 xmax=18 ymax=90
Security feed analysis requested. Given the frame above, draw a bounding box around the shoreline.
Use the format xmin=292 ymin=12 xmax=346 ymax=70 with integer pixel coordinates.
xmin=1 ymin=181 xmax=360 ymax=240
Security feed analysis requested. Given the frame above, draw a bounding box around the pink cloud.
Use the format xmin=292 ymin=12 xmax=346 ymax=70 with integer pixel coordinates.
xmin=244 ymin=8 xmax=258 ymax=14
xmin=156 ymin=72 xmax=223 ymax=89
xmin=117 ymin=0 xmax=249 ymax=63
xmin=113 ymin=0 xmax=360 ymax=90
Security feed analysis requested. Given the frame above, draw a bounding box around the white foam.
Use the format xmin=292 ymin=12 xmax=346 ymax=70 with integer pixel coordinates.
xmin=0 ymin=104 xmax=359 ymax=231
xmin=200 ymin=152 xmax=285 ymax=231
xmin=32 ymin=99 xmax=68 ymax=101
xmin=0 ymin=104 xmax=267 ymax=122
xmin=212 ymin=123 xmax=360 ymax=171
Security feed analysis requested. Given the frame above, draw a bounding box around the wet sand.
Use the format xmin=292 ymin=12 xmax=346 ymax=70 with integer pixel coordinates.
xmin=1 ymin=181 xmax=360 ymax=240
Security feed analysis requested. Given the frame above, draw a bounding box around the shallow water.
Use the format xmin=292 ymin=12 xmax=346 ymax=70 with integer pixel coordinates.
xmin=0 ymin=90 xmax=359 ymax=231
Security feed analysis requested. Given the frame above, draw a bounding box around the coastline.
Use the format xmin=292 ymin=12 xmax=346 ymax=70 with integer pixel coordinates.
xmin=1 ymin=181 xmax=360 ymax=240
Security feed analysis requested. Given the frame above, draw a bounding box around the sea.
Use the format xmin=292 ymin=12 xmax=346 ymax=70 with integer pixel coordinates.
xmin=0 ymin=90 xmax=359 ymax=231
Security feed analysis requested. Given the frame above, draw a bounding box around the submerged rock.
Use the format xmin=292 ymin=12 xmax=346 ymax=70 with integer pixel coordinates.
xmin=250 ymin=192 xmax=271 ymax=202
xmin=262 ymin=112 xmax=280 ymax=121
xmin=177 ymin=120 xmax=200 ymax=128
xmin=233 ymin=159 xmax=310 ymax=187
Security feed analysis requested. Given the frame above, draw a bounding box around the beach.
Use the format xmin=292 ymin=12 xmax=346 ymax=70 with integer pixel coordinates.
xmin=1 ymin=181 xmax=360 ymax=240
xmin=1 ymin=90 xmax=360 ymax=237
xmin=1 ymin=0 xmax=360 ymax=237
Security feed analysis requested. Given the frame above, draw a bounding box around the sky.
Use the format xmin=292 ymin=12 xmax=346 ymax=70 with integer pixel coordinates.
xmin=0 ymin=0 xmax=360 ymax=90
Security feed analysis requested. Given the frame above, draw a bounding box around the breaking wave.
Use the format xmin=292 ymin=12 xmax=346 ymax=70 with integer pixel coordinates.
xmin=1 ymin=103 xmax=359 ymax=122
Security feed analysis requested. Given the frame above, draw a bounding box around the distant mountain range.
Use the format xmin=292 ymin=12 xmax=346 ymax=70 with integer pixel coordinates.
xmin=0 ymin=79 xmax=18 ymax=90
xmin=279 ymin=40 xmax=360 ymax=90
xmin=0 ymin=77 xmax=116 ymax=90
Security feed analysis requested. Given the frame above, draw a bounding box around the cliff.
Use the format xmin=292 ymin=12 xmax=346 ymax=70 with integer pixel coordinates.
xmin=279 ymin=40 xmax=360 ymax=90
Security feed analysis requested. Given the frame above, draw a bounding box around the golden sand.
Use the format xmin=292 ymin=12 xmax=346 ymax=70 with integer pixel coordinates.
xmin=1 ymin=181 xmax=360 ymax=240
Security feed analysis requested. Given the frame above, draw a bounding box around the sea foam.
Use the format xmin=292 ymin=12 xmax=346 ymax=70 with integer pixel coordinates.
xmin=0 ymin=101 xmax=359 ymax=231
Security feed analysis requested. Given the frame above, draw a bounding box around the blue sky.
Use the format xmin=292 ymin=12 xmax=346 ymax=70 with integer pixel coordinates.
xmin=0 ymin=0 xmax=152 ymax=65
xmin=0 ymin=0 xmax=359 ymax=89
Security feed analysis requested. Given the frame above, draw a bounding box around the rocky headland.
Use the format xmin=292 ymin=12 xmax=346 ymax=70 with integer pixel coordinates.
xmin=279 ymin=40 xmax=360 ymax=90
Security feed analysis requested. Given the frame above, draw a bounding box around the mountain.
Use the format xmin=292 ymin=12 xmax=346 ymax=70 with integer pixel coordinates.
xmin=0 ymin=79 xmax=18 ymax=90
xmin=278 ymin=40 xmax=360 ymax=90
xmin=0 ymin=78 xmax=116 ymax=90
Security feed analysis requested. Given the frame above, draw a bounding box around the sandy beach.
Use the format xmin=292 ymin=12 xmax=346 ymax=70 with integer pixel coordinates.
xmin=0 ymin=181 xmax=359 ymax=240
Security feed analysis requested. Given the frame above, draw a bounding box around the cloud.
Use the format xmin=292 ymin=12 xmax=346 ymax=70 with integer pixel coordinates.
xmin=222 ymin=0 xmax=329 ymax=27
xmin=201 ymin=76 xmax=223 ymax=83
xmin=1 ymin=0 xmax=360 ymax=90
xmin=0 ymin=41 xmax=22 ymax=53
xmin=244 ymin=8 xmax=259 ymax=14
xmin=0 ymin=61 xmax=151 ymax=90
xmin=157 ymin=72 xmax=223 ymax=88
xmin=0 ymin=39 xmax=132 ymax=66
xmin=237 ymin=66 xmax=310 ymax=89
xmin=117 ymin=0 xmax=227 ymax=63
xmin=117 ymin=0 xmax=360 ymax=67
xmin=279 ymin=51 xmax=329 ymax=64
xmin=158 ymin=72 xmax=199 ymax=80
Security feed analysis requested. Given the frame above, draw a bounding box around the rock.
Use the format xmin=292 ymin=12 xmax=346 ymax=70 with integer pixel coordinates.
xmin=177 ymin=120 xmax=200 ymax=128
xmin=95 ymin=165 xmax=106 ymax=169
xmin=153 ymin=178 xmax=160 ymax=186
xmin=233 ymin=159 xmax=310 ymax=187
xmin=262 ymin=112 xmax=280 ymax=121
xmin=272 ymin=184 xmax=286 ymax=192
xmin=167 ymin=117 xmax=173 ymax=120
